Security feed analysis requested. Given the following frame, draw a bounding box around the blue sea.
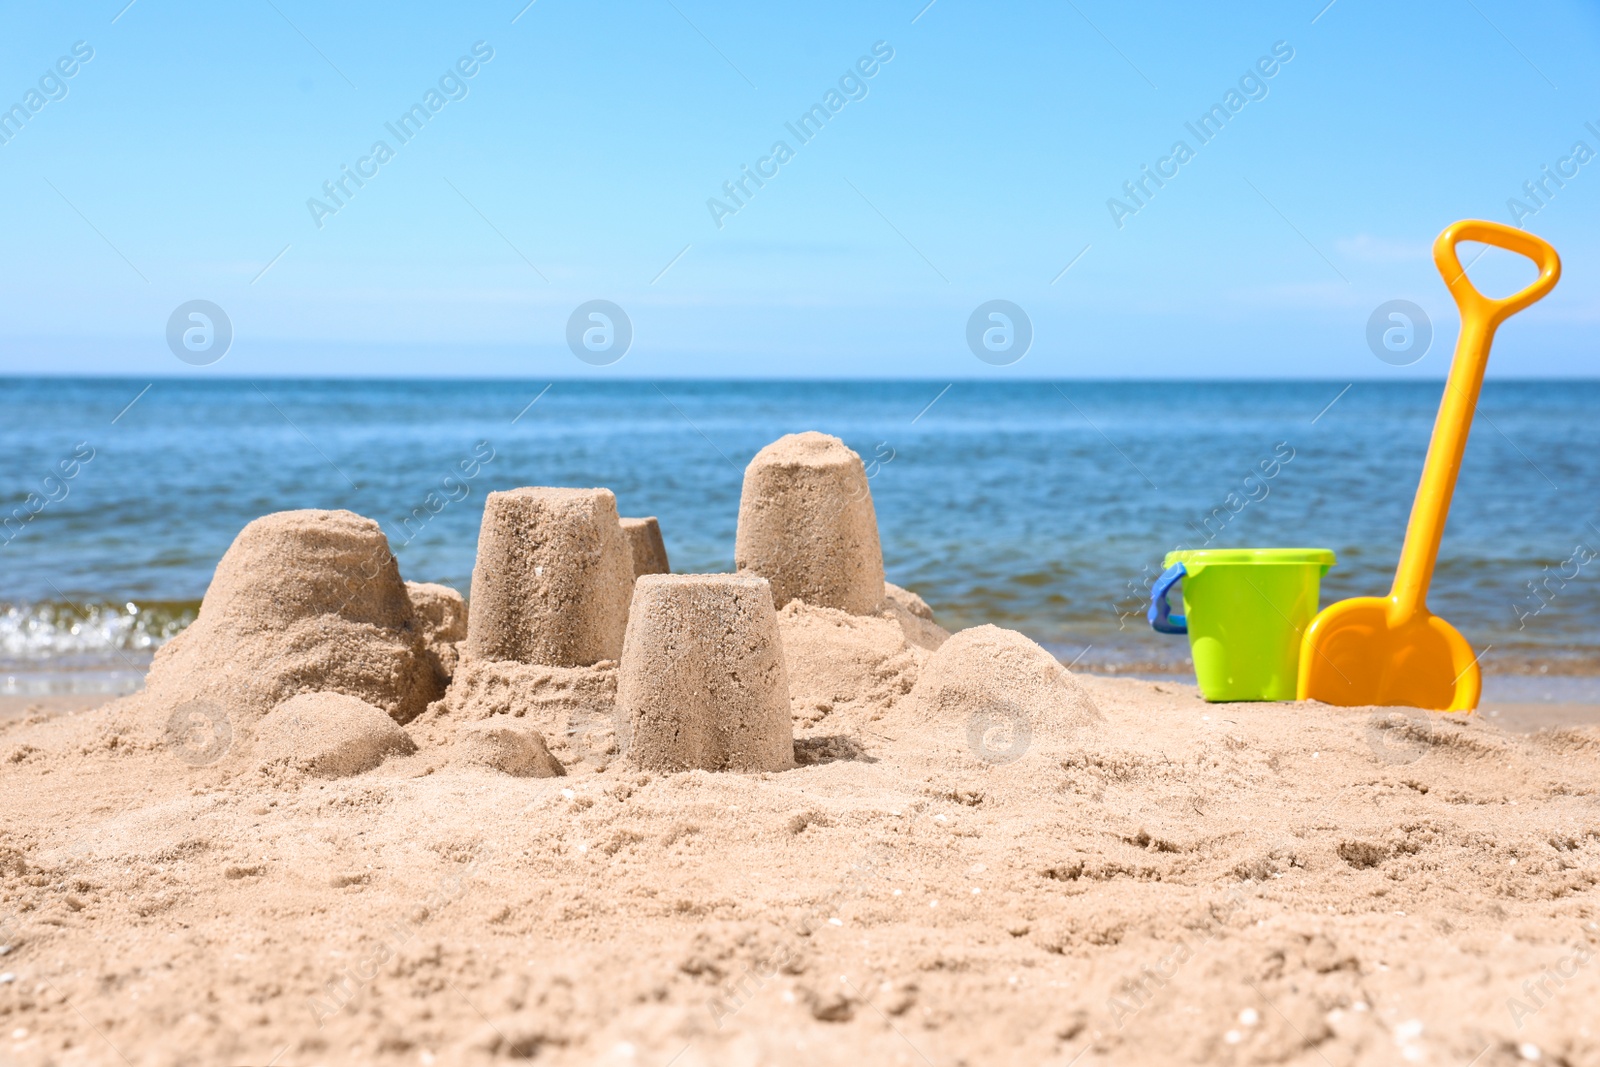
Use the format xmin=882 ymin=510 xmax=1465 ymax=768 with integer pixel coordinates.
xmin=4 ymin=378 xmax=1599 ymax=695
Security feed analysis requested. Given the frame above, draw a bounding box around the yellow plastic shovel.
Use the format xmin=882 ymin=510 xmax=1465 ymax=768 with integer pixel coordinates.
xmin=1297 ymin=220 xmax=1560 ymax=712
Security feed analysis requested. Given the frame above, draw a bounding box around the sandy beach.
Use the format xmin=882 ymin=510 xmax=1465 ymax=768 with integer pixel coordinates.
xmin=3 ymin=673 xmax=1597 ymax=1067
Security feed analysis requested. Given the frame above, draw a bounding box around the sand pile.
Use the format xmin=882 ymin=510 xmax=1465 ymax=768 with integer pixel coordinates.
xmin=777 ymin=596 xmax=936 ymax=734
xmin=113 ymin=510 xmax=442 ymax=733
xmin=898 ymin=623 xmax=1103 ymax=761
xmin=405 ymin=581 xmax=468 ymax=681
xmin=255 ymin=691 xmax=418 ymax=779
xmin=453 ymin=721 xmax=565 ymax=778
xmin=621 ymin=574 xmax=794 ymax=773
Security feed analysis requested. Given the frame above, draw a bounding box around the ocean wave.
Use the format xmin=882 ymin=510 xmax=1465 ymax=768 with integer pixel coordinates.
xmin=0 ymin=600 xmax=197 ymax=664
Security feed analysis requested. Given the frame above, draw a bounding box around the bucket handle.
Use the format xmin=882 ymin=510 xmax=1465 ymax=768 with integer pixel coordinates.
xmin=1148 ymin=562 xmax=1187 ymax=635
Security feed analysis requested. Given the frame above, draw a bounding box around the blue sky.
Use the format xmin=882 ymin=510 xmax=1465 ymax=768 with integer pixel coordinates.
xmin=1 ymin=0 xmax=1596 ymax=378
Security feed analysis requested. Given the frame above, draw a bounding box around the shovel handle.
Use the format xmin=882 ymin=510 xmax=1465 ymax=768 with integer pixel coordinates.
xmin=1390 ymin=222 xmax=1560 ymax=617
xmin=1434 ymin=220 xmax=1561 ymax=328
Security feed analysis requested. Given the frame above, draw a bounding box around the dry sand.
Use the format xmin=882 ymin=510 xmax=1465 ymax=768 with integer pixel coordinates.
xmin=2 ymin=642 xmax=1597 ymax=1065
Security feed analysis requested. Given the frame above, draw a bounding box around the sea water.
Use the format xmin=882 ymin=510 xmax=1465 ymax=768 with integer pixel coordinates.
xmin=3 ymin=378 xmax=1596 ymax=692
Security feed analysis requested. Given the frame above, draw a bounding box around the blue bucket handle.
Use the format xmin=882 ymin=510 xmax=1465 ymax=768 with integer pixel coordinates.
xmin=1148 ymin=562 xmax=1187 ymax=635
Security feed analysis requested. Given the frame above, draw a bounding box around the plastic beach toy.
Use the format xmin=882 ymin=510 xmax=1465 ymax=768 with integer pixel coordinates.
xmin=1298 ymin=221 xmax=1561 ymax=713
xmin=1149 ymin=548 xmax=1336 ymax=702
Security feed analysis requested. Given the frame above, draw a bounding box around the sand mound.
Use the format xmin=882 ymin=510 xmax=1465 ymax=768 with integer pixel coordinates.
xmin=118 ymin=509 xmax=441 ymax=730
xmin=255 ymin=691 xmax=417 ymax=778
xmin=900 ymin=623 xmax=1101 ymax=763
xmin=465 ymin=487 xmax=634 ymax=667
xmin=418 ymin=654 xmax=619 ymax=770
xmin=735 ymin=432 xmax=885 ymax=615
xmin=622 ymin=574 xmax=794 ymax=773
xmin=405 ymin=580 xmax=467 ymax=681
xmin=778 ymin=602 xmax=925 ymax=731
xmin=453 ymin=721 xmax=565 ymax=777
xmin=776 ymin=581 xmax=950 ymax=735
xmin=620 ymin=516 xmax=670 ymax=577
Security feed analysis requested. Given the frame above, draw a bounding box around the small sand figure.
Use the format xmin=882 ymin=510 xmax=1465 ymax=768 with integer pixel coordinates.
xmin=255 ymin=692 xmax=417 ymax=778
xmin=621 ymin=574 xmax=794 ymax=773
xmin=465 ymin=487 xmax=634 ymax=667
xmin=735 ymin=431 xmax=885 ymax=615
xmin=620 ymin=516 xmax=670 ymax=578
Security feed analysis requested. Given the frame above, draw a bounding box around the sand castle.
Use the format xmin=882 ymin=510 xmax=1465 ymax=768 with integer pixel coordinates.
xmin=620 ymin=574 xmax=794 ymax=773
xmin=126 ymin=433 xmax=1080 ymax=782
xmin=127 ymin=509 xmax=444 ymax=725
xmin=620 ymin=516 xmax=670 ymax=578
xmin=466 ymin=487 xmax=634 ymax=666
xmin=735 ymin=432 xmax=886 ymax=615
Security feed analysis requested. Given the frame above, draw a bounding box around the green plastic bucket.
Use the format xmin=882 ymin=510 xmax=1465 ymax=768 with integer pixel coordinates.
xmin=1148 ymin=548 xmax=1336 ymax=702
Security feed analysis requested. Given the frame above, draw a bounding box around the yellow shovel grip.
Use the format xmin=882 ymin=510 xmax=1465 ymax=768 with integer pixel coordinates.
xmin=1434 ymin=220 xmax=1561 ymax=327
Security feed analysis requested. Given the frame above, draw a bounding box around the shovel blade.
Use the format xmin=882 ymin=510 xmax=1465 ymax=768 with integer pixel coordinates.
xmin=1296 ymin=596 xmax=1480 ymax=712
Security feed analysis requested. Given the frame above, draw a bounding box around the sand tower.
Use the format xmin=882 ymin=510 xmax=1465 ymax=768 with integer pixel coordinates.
xmin=620 ymin=574 xmax=794 ymax=773
xmin=132 ymin=509 xmax=441 ymax=724
xmin=734 ymin=432 xmax=885 ymax=615
xmin=465 ymin=487 xmax=634 ymax=666
xmin=620 ymin=516 xmax=670 ymax=578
